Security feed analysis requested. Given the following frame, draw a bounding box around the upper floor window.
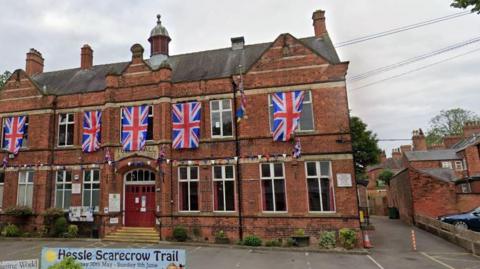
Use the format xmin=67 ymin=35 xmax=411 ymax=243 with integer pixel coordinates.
xmin=83 ymin=169 xmax=100 ymax=211
xmin=210 ymin=99 xmax=233 ymax=137
xmin=441 ymin=161 xmax=453 ymax=169
xmin=2 ymin=116 xmax=28 ymax=149
xmin=305 ymin=161 xmax=335 ymax=212
xmin=17 ymin=171 xmax=34 ymax=207
xmin=213 ymin=165 xmax=235 ymax=212
xmin=454 ymin=161 xmax=464 ymax=171
xmin=179 ymin=166 xmax=199 ymax=212
xmin=260 ymin=163 xmax=286 ymax=212
xmin=120 ymin=106 xmax=153 ymax=141
xmin=58 ymin=113 xmax=75 ymax=146
xmin=0 ymin=172 xmax=4 ymax=208
xmin=269 ymin=90 xmax=314 ymax=132
xmin=55 ymin=170 xmax=72 ymax=209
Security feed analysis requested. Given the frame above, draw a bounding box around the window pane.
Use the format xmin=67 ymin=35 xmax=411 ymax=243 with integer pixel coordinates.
xmin=190 ymin=182 xmax=199 ymax=211
xmin=307 ymin=178 xmax=321 ymax=211
xmin=303 ymin=91 xmax=311 ymax=102
xmin=179 ymin=168 xmax=188 ymax=180
xmin=211 ymin=112 xmax=221 ymax=136
xmin=0 ymin=173 xmax=4 ymax=183
xmin=18 ymin=185 xmax=25 ymax=206
xmin=190 ymin=167 xmax=198 ymax=180
xmin=222 ymin=99 xmax=231 ymax=109
xmin=262 ymin=180 xmax=274 ymax=211
xmin=300 ymin=103 xmax=313 ymax=130
xmin=138 ymin=170 xmax=144 ymax=181
xmin=225 ymin=166 xmax=234 ymax=179
xmin=59 ymin=125 xmax=66 ymax=146
xmin=92 ymin=190 xmax=100 ymax=210
xmin=85 ymin=171 xmax=91 ymax=182
xmin=214 ymin=181 xmax=224 ymax=211
xmin=274 ymin=163 xmax=283 ymax=177
xmin=67 ymin=124 xmax=74 ymax=145
xmin=225 ymin=181 xmax=235 ymax=211
xmin=222 ymin=111 xmax=233 ymax=136
xmin=22 ymin=118 xmax=29 ymax=148
xmin=211 ymin=100 xmax=220 ymax=111
xmin=64 ymin=190 xmax=72 ymax=209
xmin=126 ymin=173 xmax=131 ymax=182
xmin=180 ymin=182 xmax=189 ymax=211
xmin=321 ymin=178 xmax=334 ymax=211
xmin=0 ymin=185 xmax=3 ymax=208
xmin=60 ymin=114 xmax=67 ymax=124
xmin=320 ymin=162 xmax=330 ymax=177
xmin=261 ymin=164 xmax=270 ymax=178
xmin=26 ymin=185 xmax=33 ymax=207
xmin=83 ymin=191 xmax=90 ymax=207
xmin=306 ymin=162 xmax=317 ymax=176
xmin=27 ymin=172 xmax=34 ymax=182
xmin=55 ymin=190 xmax=63 ymax=208
xmin=213 ymin=166 xmax=222 ymax=179
xmin=93 ymin=170 xmax=100 ymax=181
xmin=65 ymin=172 xmax=72 ymax=182
xmin=68 ymin=113 xmax=74 ymax=122
xmin=274 ymin=179 xmax=286 ymax=211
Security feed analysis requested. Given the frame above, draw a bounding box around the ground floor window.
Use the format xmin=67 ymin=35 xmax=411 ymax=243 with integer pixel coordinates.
xmin=213 ymin=165 xmax=235 ymax=211
xmin=260 ymin=163 xmax=286 ymax=212
xmin=179 ymin=166 xmax=199 ymax=211
xmin=0 ymin=172 xmax=4 ymax=208
xmin=17 ymin=171 xmax=34 ymax=207
xmin=55 ymin=170 xmax=72 ymax=209
xmin=305 ymin=161 xmax=335 ymax=212
xmin=83 ymin=169 xmax=100 ymax=211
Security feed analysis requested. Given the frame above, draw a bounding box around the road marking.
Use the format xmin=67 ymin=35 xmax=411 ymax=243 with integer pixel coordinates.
xmin=421 ymin=252 xmax=456 ymax=269
xmin=192 ymin=246 xmax=202 ymax=253
xmin=367 ymin=255 xmax=385 ymax=269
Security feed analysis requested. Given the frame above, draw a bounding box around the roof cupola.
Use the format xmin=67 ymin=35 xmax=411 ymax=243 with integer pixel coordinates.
xmin=148 ymin=14 xmax=171 ymax=65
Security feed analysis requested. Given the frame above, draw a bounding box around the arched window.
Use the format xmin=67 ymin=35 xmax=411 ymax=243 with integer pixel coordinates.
xmin=125 ymin=169 xmax=156 ymax=183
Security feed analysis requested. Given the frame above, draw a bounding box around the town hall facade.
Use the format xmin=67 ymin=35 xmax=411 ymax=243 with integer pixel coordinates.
xmin=0 ymin=9 xmax=361 ymax=243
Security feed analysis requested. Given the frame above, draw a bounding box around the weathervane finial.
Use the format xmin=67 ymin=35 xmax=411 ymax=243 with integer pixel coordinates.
xmin=156 ymin=14 xmax=161 ymax=24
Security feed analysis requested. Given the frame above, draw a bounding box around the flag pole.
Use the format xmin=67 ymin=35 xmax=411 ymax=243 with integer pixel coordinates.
xmin=233 ymin=64 xmax=244 ymax=241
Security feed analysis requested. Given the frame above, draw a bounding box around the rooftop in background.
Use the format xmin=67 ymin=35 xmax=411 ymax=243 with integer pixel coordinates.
xmin=417 ymin=168 xmax=458 ymax=182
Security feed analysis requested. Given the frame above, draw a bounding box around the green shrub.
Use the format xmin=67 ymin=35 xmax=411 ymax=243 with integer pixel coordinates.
xmin=173 ymin=226 xmax=188 ymax=242
xmin=242 ymin=235 xmax=262 ymax=247
xmin=319 ymin=231 xmax=336 ymax=249
xmin=264 ymin=239 xmax=282 ymax=247
xmin=294 ymin=228 xmax=305 ymax=236
xmin=4 ymin=206 xmax=33 ymax=217
xmin=43 ymin=208 xmax=65 ymax=223
xmin=215 ymin=230 xmax=226 ymax=239
xmin=3 ymin=224 xmax=21 ymax=237
xmin=284 ymin=238 xmax=295 ymax=247
xmin=339 ymin=228 xmax=357 ymax=249
xmin=54 ymin=217 xmax=68 ymax=237
xmin=67 ymin=225 xmax=79 ymax=238
xmin=48 ymin=257 xmax=83 ymax=269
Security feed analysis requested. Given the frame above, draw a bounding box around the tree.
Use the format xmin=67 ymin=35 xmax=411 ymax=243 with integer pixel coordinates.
xmin=426 ymin=108 xmax=480 ymax=145
xmin=0 ymin=70 xmax=11 ymax=88
xmin=451 ymin=0 xmax=480 ymax=13
xmin=378 ymin=170 xmax=394 ymax=186
xmin=350 ymin=116 xmax=381 ymax=180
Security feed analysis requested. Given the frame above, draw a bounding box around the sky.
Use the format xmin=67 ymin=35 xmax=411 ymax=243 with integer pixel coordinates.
xmin=1 ymin=0 xmax=479 ymax=156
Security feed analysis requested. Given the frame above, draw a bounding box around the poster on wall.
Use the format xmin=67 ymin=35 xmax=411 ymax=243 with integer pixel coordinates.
xmin=336 ymin=173 xmax=353 ymax=187
xmin=72 ymin=183 xmax=81 ymax=194
xmin=109 ymin=193 xmax=121 ymax=213
xmin=68 ymin=207 xmax=94 ymax=222
xmin=41 ymin=248 xmax=186 ymax=269
xmin=0 ymin=259 xmax=38 ymax=269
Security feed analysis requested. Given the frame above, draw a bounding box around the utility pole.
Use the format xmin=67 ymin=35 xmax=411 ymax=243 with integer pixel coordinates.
xmin=232 ymin=65 xmax=244 ymax=240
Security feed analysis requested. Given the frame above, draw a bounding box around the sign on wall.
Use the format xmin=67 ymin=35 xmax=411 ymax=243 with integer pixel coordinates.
xmin=336 ymin=173 xmax=353 ymax=187
xmin=72 ymin=183 xmax=81 ymax=194
xmin=68 ymin=207 xmax=94 ymax=222
xmin=0 ymin=259 xmax=38 ymax=269
xmin=41 ymin=248 xmax=186 ymax=269
xmin=109 ymin=193 xmax=121 ymax=213
xmin=115 ymin=145 xmax=158 ymax=161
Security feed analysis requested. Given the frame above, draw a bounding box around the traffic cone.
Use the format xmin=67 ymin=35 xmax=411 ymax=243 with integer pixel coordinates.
xmin=363 ymin=231 xmax=373 ymax=248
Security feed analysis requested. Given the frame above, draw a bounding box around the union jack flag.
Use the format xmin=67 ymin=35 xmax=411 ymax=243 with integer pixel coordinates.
xmin=121 ymin=105 xmax=149 ymax=151
xmin=172 ymin=102 xmax=201 ymax=149
xmin=293 ymin=138 xmax=301 ymax=159
xmin=82 ymin=110 xmax=102 ymax=153
xmin=234 ymin=76 xmax=247 ymax=122
xmin=272 ymin=90 xmax=305 ymax=141
xmin=2 ymin=155 xmax=7 ymax=169
xmin=2 ymin=116 xmax=27 ymax=155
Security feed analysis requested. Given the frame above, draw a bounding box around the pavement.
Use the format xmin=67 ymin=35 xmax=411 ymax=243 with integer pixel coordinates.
xmin=0 ymin=216 xmax=478 ymax=269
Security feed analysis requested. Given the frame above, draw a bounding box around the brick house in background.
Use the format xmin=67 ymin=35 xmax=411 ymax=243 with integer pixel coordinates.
xmin=388 ymin=125 xmax=480 ymax=224
xmin=0 ymin=10 xmax=362 ymax=243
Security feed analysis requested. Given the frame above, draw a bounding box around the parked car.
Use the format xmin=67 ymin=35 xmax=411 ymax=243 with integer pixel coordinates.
xmin=439 ymin=207 xmax=480 ymax=232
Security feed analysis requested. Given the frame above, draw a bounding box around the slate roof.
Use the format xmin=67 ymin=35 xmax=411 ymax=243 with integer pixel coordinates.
xmin=367 ymin=157 xmax=404 ymax=172
xmin=451 ymin=134 xmax=480 ymax=152
xmin=31 ymin=35 xmax=340 ymax=96
xmin=404 ymin=150 xmax=461 ymax=161
xmin=417 ymin=168 xmax=457 ymax=182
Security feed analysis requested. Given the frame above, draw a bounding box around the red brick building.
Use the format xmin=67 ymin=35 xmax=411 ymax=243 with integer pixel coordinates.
xmin=388 ymin=126 xmax=480 ymax=224
xmin=0 ymin=10 xmax=361 ymax=243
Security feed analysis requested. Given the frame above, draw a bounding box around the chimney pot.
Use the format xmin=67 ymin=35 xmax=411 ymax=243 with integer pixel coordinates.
xmin=312 ymin=9 xmax=327 ymax=37
xmin=81 ymin=44 xmax=93 ymax=69
xmin=231 ymin=36 xmax=245 ymax=50
xmin=25 ymin=48 xmax=44 ymax=76
xmin=412 ymin=128 xmax=427 ymax=151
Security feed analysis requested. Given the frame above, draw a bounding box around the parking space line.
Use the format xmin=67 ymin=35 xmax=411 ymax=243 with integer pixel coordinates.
xmin=421 ymin=252 xmax=456 ymax=269
xmin=367 ymin=255 xmax=385 ymax=269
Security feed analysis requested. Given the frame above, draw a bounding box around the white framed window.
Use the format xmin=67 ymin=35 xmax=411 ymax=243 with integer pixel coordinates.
xmin=1 ymin=116 xmax=29 ymax=149
xmin=120 ymin=106 xmax=154 ymax=142
xmin=260 ymin=163 xmax=287 ymax=212
xmin=55 ymin=170 xmax=72 ymax=209
xmin=17 ymin=171 xmax=34 ymax=207
xmin=454 ymin=161 xmax=464 ymax=171
xmin=83 ymin=169 xmax=100 ymax=211
xmin=441 ymin=161 xmax=453 ymax=169
xmin=58 ymin=113 xmax=75 ymax=146
xmin=305 ymin=161 xmax=336 ymax=212
xmin=268 ymin=90 xmax=314 ymax=132
xmin=212 ymin=165 xmax=235 ymax=212
xmin=125 ymin=169 xmax=156 ymax=183
xmin=0 ymin=172 xmax=4 ymax=208
xmin=210 ymin=99 xmax=233 ymax=137
xmin=179 ymin=166 xmax=199 ymax=212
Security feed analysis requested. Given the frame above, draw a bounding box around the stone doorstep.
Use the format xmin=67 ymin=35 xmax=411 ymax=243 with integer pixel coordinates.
xmin=0 ymin=237 xmax=369 ymax=255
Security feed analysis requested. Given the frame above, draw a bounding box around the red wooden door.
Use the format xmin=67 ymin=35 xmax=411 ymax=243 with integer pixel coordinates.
xmin=125 ymin=185 xmax=156 ymax=227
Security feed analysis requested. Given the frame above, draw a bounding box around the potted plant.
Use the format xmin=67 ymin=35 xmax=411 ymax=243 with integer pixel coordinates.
xmin=291 ymin=228 xmax=310 ymax=247
xmin=214 ymin=230 xmax=230 ymax=244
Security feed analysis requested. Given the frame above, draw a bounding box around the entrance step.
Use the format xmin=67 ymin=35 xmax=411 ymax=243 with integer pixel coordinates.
xmin=104 ymin=227 xmax=159 ymax=244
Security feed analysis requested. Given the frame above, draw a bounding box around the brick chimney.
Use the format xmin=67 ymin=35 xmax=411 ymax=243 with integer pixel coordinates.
xmin=81 ymin=44 xmax=93 ymax=69
xmin=25 ymin=48 xmax=44 ymax=76
xmin=379 ymin=150 xmax=387 ymax=163
xmin=463 ymin=121 xmax=480 ymax=138
xmin=392 ymin=148 xmax=402 ymax=160
xmin=443 ymin=135 xmax=463 ymax=148
xmin=400 ymin=145 xmax=412 ymax=153
xmin=312 ymin=10 xmax=327 ymax=37
xmin=412 ymin=129 xmax=427 ymax=151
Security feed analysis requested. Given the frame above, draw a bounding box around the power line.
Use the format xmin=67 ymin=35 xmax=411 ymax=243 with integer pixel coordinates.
xmin=349 ymin=46 xmax=480 ymax=91
xmin=348 ymin=36 xmax=480 ymax=81
xmin=334 ymin=11 xmax=471 ymax=48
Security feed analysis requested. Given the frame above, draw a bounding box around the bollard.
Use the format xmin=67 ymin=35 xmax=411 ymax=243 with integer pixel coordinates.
xmin=411 ymin=229 xmax=417 ymax=251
